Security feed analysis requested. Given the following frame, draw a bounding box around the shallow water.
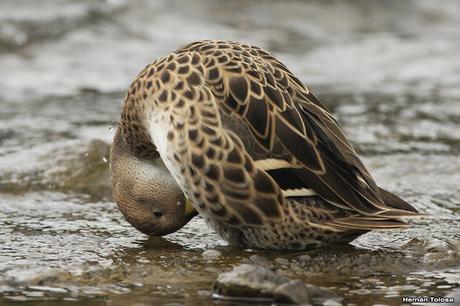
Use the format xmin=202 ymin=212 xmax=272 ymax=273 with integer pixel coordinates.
xmin=0 ymin=0 xmax=459 ymax=305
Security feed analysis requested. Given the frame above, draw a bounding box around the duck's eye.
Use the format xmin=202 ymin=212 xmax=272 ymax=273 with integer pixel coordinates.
xmin=153 ymin=211 xmax=164 ymax=218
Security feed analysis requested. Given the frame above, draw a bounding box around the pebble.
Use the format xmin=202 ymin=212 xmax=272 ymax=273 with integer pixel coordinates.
xmin=297 ymin=254 xmax=312 ymax=262
xmin=202 ymin=249 xmax=222 ymax=260
xmin=275 ymin=257 xmax=290 ymax=266
xmin=323 ymin=299 xmax=342 ymax=306
xmin=214 ymin=264 xmax=290 ymax=298
xmin=249 ymin=255 xmax=269 ymax=265
xmin=274 ymin=280 xmax=311 ymax=305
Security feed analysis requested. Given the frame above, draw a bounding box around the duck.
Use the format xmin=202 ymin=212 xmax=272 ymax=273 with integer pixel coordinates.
xmin=110 ymin=40 xmax=418 ymax=250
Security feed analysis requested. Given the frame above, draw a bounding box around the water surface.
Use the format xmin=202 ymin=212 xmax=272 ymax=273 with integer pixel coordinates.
xmin=1 ymin=0 xmax=459 ymax=305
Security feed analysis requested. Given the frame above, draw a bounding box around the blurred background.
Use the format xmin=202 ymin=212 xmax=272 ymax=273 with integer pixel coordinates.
xmin=0 ymin=0 xmax=459 ymax=305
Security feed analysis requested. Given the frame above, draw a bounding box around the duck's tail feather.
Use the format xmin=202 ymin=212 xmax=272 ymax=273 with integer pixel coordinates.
xmin=324 ymin=188 xmax=420 ymax=231
xmin=378 ymin=187 xmax=419 ymax=215
xmin=327 ymin=216 xmax=409 ymax=230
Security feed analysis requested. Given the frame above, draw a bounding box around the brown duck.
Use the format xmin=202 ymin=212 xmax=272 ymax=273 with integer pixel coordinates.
xmin=110 ymin=40 xmax=418 ymax=250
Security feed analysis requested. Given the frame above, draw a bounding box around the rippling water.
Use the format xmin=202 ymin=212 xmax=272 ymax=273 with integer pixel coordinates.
xmin=1 ymin=0 xmax=459 ymax=305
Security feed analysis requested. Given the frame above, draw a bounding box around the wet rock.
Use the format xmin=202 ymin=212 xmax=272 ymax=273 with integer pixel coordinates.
xmin=305 ymin=284 xmax=343 ymax=305
xmin=248 ymin=255 xmax=274 ymax=269
xmin=0 ymin=139 xmax=112 ymax=198
xmin=275 ymin=257 xmax=290 ymax=266
xmin=323 ymin=299 xmax=342 ymax=306
xmin=214 ymin=264 xmax=342 ymax=305
xmin=290 ymin=262 xmax=304 ymax=272
xmin=248 ymin=254 xmax=267 ymax=265
xmin=297 ymin=254 xmax=312 ymax=263
xmin=16 ymin=139 xmax=111 ymax=197
xmin=202 ymin=250 xmax=221 ymax=260
xmin=214 ymin=264 xmax=289 ymax=299
xmin=274 ymin=280 xmax=311 ymax=305
xmin=64 ymin=139 xmax=112 ymax=197
xmin=424 ymin=239 xmax=451 ymax=253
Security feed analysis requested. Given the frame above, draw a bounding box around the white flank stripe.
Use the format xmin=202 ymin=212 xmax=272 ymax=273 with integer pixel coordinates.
xmin=254 ymin=158 xmax=301 ymax=171
xmin=282 ymin=188 xmax=317 ymax=197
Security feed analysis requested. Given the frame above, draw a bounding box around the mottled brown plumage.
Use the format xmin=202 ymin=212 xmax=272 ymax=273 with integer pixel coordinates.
xmin=111 ymin=40 xmax=418 ymax=250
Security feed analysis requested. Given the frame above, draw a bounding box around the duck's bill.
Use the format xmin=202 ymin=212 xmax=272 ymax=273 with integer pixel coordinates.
xmin=184 ymin=199 xmax=198 ymax=218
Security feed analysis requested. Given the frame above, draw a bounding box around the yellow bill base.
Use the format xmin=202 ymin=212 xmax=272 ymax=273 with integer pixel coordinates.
xmin=184 ymin=199 xmax=197 ymax=216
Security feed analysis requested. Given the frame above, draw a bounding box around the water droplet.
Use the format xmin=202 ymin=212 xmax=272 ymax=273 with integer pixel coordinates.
xmin=108 ymin=120 xmax=117 ymax=132
xmin=84 ymin=153 xmax=89 ymax=157
xmin=48 ymin=185 xmax=52 ymax=190
xmin=102 ymin=157 xmax=108 ymax=163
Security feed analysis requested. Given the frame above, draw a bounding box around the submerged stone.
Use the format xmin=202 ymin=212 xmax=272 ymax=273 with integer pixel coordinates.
xmin=274 ymin=280 xmax=311 ymax=305
xmin=214 ymin=264 xmax=289 ymax=299
xmin=213 ymin=264 xmax=342 ymax=305
xmin=305 ymin=284 xmax=343 ymax=305
xmin=202 ymin=249 xmax=222 ymax=260
xmin=323 ymin=299 xmax=343 ymax=306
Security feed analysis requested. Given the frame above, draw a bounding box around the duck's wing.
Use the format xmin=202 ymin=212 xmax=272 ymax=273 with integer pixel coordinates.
xmin=177 ymin=40 xmax=417 ymax=222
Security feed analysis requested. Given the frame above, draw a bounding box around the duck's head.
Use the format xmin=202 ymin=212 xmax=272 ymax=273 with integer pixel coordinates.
xmin=110 ymin=130 xmax=197 ymax=236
